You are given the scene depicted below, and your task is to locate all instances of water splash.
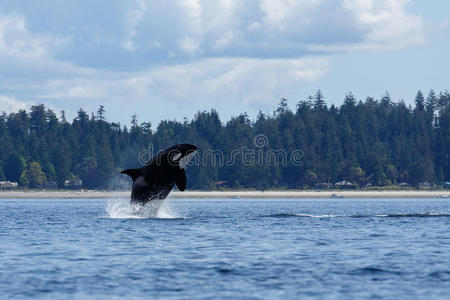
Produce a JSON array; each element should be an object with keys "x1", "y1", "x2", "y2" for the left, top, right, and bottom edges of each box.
[{"x1": 105, "y1": 198, "x2": 181, "y2": 219}]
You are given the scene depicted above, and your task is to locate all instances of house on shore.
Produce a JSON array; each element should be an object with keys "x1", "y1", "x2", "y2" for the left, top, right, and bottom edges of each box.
[
  {"x1": 334, "y1": 180, "x2": 355, "y2": 189},
  {"x1": 64, "y1": 179, "x2": 83, "y2": 189},
  {"x1": 0, "y1": 181, "x2": 18, "y2": 190}
]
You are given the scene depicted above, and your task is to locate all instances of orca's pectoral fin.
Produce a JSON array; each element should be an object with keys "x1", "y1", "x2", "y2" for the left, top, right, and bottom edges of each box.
[
  {"x1": 121, "y1": 168, "x2": 140, "y2": 181},
  {"x1": 175, "y1": 168, "x2": 186, "y2": 191}
]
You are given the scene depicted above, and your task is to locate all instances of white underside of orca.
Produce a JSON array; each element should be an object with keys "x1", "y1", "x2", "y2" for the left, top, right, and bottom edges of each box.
[{"x1": 179, "y1": 151, "x2": 196, "y2": 169}]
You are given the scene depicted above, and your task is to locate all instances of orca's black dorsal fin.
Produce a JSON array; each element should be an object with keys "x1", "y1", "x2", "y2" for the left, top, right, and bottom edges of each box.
[
  {"x1": 175, "y1": 168, "x2": 186, "y2": 191},
  {"x1": 121, "y1": 168, "x2": 141, "y2": 182}
]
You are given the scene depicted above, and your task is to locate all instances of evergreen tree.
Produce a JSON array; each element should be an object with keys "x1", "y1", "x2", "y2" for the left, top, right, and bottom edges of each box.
[
  {"x1": 97, "y1": 105, "x2": 106, "y2": 121},
  {"x1": 276, "y1": 98, "x2": 289, "y2": 115},
  {"x1": 314, "y1": 90, "x2": 326, "y2": 110},
  {"x1": 60, "y1": 110, "x2": 67, "y2": 123},
  {"x1": 30, "y1": 104, "x2": 47, "y2": 136},
  {"x1": 131, "y1": 114, "x2": 138, "y2": 128},
  {"x1": 426, "y1": 89, "x2": 438, "y2": 121},
  {"x1": 415, "y1": 90, "x2": 425, "y2": 111},
  {"x1": 53, "y1": 139, "x2": 72, "y2": 188},
  {"x1": 4, "y1": 153, "x2": 27, "y2": 182}
]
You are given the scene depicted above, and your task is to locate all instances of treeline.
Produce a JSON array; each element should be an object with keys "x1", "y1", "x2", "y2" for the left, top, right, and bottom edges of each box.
[{"x1": 0, "y1": 90, "x2": 449, "y2": 190}]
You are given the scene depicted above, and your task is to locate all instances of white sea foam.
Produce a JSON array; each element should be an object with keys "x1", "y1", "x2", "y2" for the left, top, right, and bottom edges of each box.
[
  {"x1": 105, "y1": 198, "x2": 180, "y2": 219},
  {"x1": 284, "y1": 212, "x2": 450, "y2": 218}
]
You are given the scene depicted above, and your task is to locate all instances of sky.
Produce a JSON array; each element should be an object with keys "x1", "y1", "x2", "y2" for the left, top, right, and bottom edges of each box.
[{"x1": 0, "y1": 0, "x2": 449, "y2": 126}]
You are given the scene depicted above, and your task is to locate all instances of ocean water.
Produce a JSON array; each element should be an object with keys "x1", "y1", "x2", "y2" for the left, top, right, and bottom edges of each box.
[{"x1": 1, "y1": 197, "x2": 450, "y2": 299}]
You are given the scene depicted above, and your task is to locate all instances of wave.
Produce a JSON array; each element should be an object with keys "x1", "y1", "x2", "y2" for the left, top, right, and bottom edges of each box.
[
  {"x1": 349, "y1": 266, "x2": 403, "y2": 276},
  {"x1": 263, "y1": 212, "x2": 450, "y2": 218},
  {"x1": 105, "y1": 198, "x2": 181, "y2": 219},
  {"x1": 265, "y1": 213, "x2": 343, "y2": 218},
  {"x1": 371, "y1": 212, "x2": 450, "y2": 218}
]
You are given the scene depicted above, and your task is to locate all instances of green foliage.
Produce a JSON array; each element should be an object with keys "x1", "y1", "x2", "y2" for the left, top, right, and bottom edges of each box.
[
  {"x1": 0, "y1": 93, "x2": 448, "y2": 190},
  {"x1": 415, "y1": 90, "x2": 425, "y2": 111},
  {"x1": 53, "y1": 139, "x2": 72, "y2": 188},
  {"x1": 4, "y1": 153, "x2": 27, "y2": 182},
  {"x1": 21, "y1": 162, "x2": 47, "y2": 188},
  {"x1": 314, "y1": 90, "x2": 326, "y2": 110},
  {"x1": 43, "y1": 161, "x2": 56, "y2": 181},
  {"x1": 19, "y1": 172, "x2": 29, "y2": 187},
  {"x1": 97, "y1": 105, "x2": 106, "y2": 121},
  {"x1": 30, "y1": 104, "x2": 47, "y2": 136},
  {"x1": 75, "y1": 157, "x2": 98, "y2": 189}
]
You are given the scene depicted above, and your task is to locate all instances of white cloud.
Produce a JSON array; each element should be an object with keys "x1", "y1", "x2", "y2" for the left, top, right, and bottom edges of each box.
[
  {"x1": 212, "y1": 31, "x2": 233, "y2": 50},
  {"x1": 32, "y1": 56, "x2": 327, "y2": 102},
  {"x1": 40, "y1": 81, "x2": 104, "y2": 100},
  {"x1": 1, "y1": 1, "x2": 426, "y2": 68},
  {"x1": 162, "y1": 0, "x2": 425, "y2": 59},
  {"x1": 0, "y1": 95, "x2": 30, "y2": 112},
  {"x1": 258, "y1": 0, "x2": 319, "y2": 30},
  {"x1": 178, "y1": 37, "x2": 201, "y2": 55},
  {"x1": 121, "y1": 40, "x2": 138, "y2": 52},
  {"x1": 342, "y1": 0, "x2": 425, "y2": 50},
  {"x1": 122, "y1": 0, "x2": 149, "y2": 52},
  {"x1": 0, "y1": 12, "x2": 67, "y2": 60},
  {"x1": 0, "y1": 13, "x2": 47, "y2": 59},
  {"x1": 180, "y1": 0, "x2": 202, "y2": 24}
]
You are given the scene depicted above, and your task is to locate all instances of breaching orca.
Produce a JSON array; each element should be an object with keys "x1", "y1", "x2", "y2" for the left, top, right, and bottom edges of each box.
[{"x1": 121, "y1": 144, "x2": 197, "y2": 206}]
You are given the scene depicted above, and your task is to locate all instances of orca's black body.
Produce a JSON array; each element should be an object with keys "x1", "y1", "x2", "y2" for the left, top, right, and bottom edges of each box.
[{"x1": 121, "y1": 144, "x2": 197, "y2": 205}]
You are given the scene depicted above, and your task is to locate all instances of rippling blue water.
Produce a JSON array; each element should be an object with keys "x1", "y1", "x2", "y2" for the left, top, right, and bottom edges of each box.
[{"x1": 1, "y1": 197, "x2": 450, "y2": 299}]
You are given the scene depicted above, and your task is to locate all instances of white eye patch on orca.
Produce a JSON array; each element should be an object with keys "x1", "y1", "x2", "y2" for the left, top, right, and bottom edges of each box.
[
  {"x1": 173, "y1": 152, "x2": 182, "y2": 160},
  {"x1": 179, "y1": 151, "x2": 196, "y2": 169}
]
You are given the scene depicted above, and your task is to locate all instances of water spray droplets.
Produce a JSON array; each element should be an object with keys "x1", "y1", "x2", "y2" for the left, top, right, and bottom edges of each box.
[{"x1": 105, "y1": 198, "x2": 181, "y2": 219}]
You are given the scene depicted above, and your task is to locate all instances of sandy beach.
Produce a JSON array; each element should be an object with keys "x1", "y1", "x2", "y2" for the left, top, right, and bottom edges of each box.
[{"x1": 0, "y1": 190, "x2": 448, "y2": 199}]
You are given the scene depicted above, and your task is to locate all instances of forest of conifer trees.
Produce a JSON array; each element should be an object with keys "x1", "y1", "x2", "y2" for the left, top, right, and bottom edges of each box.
[{"x1": 0, "y1": 90, "x2": 449, "y2": 190}]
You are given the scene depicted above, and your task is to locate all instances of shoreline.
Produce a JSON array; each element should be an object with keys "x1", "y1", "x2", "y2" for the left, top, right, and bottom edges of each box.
[{"x1": 0, "y1": 190, "x2": 448, "y2": 199}]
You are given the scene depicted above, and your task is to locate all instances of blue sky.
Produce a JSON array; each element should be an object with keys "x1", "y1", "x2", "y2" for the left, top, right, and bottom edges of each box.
[{"x1": 0, "y1": 0, "x2": 449, "y2": 126}]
